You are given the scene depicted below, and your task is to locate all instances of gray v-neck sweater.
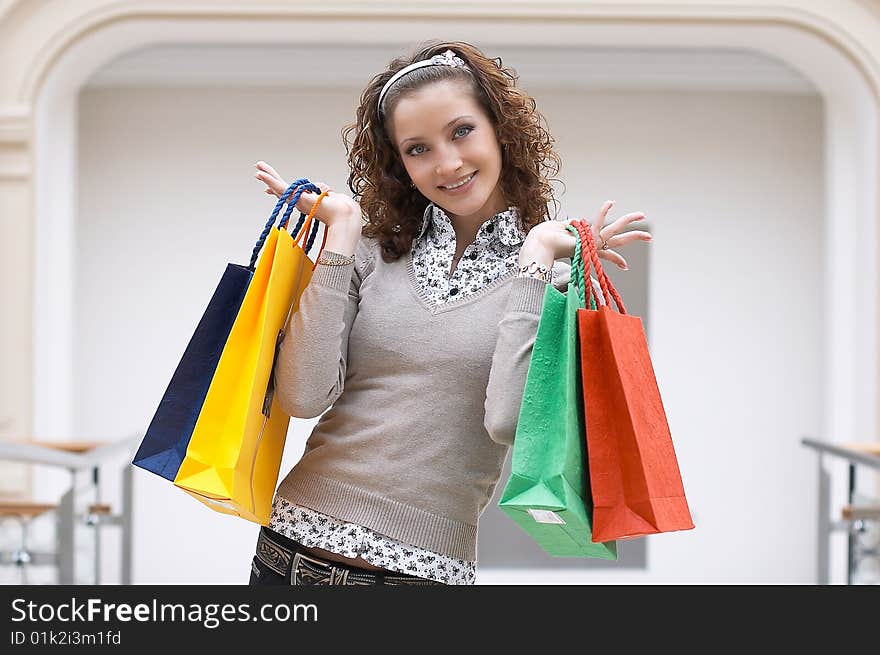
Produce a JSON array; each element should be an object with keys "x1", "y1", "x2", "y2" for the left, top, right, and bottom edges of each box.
[{"x1": 274, "y1": 235, "x2": 565, "y2": 560}]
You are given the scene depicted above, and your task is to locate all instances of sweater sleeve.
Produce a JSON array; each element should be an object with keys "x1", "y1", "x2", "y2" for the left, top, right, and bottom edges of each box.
[
  {"x1": 484, "y1": 261, "x2": 587, "y2": 446},
  {"x1": 273, "y1": 237, "x2": 374, "y2": 419},
  {"x1": 483, "y1": 262, "x2": 601, "y2": 446},
  {"x1": 483, "y1": 273, "x2": 551, "y2": 447}
]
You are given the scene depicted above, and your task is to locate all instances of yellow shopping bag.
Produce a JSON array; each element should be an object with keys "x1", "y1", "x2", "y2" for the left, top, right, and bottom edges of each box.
[{"x1": 173, "y1": 190, "x2": 328, "y2": 524}]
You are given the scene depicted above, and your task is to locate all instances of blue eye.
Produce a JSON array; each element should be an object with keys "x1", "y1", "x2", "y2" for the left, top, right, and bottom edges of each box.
[{"x1": 405, "y1": 125, "x2": 474, "y2": 156}]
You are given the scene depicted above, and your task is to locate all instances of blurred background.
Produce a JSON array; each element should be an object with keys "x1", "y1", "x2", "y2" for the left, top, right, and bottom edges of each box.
[{"x1": 1, "y1": 0, "x2": 879, "y2": 585}]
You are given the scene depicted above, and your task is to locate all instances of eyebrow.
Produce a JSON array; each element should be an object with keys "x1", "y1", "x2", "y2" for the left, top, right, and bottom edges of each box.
[{"x1": 398, "y1": 115, "x2": 475, "y2": 147}]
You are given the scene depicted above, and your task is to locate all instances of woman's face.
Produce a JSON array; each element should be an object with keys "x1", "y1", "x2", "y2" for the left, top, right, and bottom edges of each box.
[{"x1": 389, "y1": 80, "x2": 507, "y2": 227}]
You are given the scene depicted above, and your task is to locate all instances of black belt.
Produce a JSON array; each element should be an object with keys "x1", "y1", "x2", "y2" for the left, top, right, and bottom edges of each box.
[{"x1": 255, "y1": 527, "x2": 444, "y2": 586}]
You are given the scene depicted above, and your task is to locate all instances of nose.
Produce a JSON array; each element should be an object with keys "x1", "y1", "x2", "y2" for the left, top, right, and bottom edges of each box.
[{"x1": 434, "y1": 145, "x2": 463, "y2": 180}]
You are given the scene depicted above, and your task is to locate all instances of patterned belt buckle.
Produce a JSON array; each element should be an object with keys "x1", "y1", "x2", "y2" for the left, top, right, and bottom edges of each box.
[
  {"x1": 256, "y1": 534, "x2": 292, "y2": 577},
  {"x1": 291, "y1": 551, "x2": 350, "y2": 585}
]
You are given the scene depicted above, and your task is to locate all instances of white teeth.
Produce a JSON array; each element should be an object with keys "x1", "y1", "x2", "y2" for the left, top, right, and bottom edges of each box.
[{"x1": 442, "y1": 173, "x2": 475, "y2": 189}]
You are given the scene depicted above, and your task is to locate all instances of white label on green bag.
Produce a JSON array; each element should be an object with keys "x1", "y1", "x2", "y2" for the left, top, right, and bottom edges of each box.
[{"x1": 528, "y1": 509, "x2": 565, "y2": 524}]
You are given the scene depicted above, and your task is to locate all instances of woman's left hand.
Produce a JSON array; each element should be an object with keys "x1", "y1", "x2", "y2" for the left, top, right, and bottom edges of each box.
[{"x1": 519, "y1": 200, "x2": 652, "y2": 270}]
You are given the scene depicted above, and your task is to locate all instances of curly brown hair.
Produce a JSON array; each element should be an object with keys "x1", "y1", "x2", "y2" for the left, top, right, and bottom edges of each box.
[{"x1": 341, "y1": 40, "x2": 563, "y2": 262}]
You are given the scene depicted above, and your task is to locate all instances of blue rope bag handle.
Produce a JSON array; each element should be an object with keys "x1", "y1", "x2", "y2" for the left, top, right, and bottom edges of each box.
[
  {"x1": 280, "y1": 183, "x2": 323, "y2": 255},
  {"x1": 305, "y1": 219, "x2": 320, "y2": 254},
  {"x1": 281, "y1": 187, "x2": 323, "y2": 256},
  {"x1": 248, "y1": 179, "x2": 320, "y2": 270}
]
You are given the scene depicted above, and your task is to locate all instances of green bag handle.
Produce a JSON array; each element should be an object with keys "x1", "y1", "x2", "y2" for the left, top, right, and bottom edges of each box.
[{"x1": 566, "y1": 223, "x2": 596, "y2": 310}]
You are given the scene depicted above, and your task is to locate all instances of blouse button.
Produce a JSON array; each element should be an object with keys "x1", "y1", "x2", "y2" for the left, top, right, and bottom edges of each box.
[
  {"x1": 449, "y1": 288, "x2": 459, "y2": 296},
  {"x1": 468, "y1": 252, "x2": 478, "y2": 260},
  {"x1": 486, "y1": 224, "x2": 495, "y2": 233}
]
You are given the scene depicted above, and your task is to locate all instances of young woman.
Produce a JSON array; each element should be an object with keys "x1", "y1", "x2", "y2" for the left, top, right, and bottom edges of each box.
[{"x1": 248, "y1": 41, "x2": 651, "y2": 586}]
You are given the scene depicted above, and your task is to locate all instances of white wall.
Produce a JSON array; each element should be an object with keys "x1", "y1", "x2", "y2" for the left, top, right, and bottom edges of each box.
[{"x1": 68, "y1": 84, "x2": 822, "y2": 584}]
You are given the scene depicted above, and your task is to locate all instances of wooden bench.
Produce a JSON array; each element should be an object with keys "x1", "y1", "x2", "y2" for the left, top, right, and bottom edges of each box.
[
  {"x1": 841, "y1": 504, "x2": 880, "y2": 521},
  {"x1": 0, "y1": 502, "x2": 56, "y2": 520}
]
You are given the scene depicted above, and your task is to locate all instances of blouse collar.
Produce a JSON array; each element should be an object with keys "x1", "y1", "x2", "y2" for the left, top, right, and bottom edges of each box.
[{"x1": 416, "y1": 203, "x2": 525, "y2": 247}]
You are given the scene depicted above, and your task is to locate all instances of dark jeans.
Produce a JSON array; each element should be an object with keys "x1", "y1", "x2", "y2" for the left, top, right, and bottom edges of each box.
[{"x1": 248, "y1": 526, "x2": 444, "y2": 586}]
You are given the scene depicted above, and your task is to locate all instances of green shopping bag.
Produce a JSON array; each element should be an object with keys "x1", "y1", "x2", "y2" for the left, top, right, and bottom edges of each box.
[{"x1": 498, "y1": 227, "x2": 617, "y2": 559}]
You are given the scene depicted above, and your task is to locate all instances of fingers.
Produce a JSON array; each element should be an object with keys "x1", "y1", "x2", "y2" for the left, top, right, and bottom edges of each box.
[
  {"x1": 603, "y1": 230, "x2": 652, "y2": 249},
  {"x1": 596, "y1": 207, "x2": 652, "y2": 270},
  {"x1": 255, "y1": 160, "x2": 283, "y2": 180},
  {"x1": 597, "y1": 225, "x2": 648, "y2": 271},
  {"x1": 254, "y1": 176, "x2": 285, "y2": 197},
  {"x1": 603, "y1": 211, "x2": 648, "y2": 237},
  {"x1": 252, "y1": 162, "x2": 334, "y2": 208},
  {"x1": 253, "y1": 161, "x2": 289, "y2": 198},
  {"x1": 593, "y1": 200, "x2": 614, "y2": 233},
  {"x1": 598, "y1": 249, "x2": 628, "y2": 271}
]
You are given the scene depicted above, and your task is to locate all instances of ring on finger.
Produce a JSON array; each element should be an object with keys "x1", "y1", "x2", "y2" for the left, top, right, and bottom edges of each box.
[{"x1": 599, "y1": 232, "x2": 611, "y2": 250}]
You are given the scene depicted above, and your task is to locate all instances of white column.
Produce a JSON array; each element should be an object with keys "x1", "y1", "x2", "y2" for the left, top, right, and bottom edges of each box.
[{"x1": 0, "y1": 111, "x2": 33, "y2": 497}]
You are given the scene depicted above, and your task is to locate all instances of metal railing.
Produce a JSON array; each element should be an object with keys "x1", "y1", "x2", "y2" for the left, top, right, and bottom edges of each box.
[
  {"x1": 801, "y1": 437, "x2": 880, "y2": 585},
  {"x1": 0, "y1": 436, "x2": 140, "y2": 584}
]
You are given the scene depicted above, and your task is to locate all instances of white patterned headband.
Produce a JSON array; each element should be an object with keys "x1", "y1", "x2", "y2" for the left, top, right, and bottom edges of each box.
[{"x1": 377, "y1": 49, "x2": 471, "y2": 116}]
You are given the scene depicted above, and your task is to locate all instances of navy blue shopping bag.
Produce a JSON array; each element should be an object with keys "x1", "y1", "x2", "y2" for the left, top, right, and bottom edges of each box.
[{"x1": 132, "y1": 180, "x2": 321, "y2": 480}]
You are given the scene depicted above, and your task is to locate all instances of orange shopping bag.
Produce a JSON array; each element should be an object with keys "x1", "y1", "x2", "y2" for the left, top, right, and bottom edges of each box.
[{"x1": 571, "y1": 218, "x2": 694, "y2": 542}]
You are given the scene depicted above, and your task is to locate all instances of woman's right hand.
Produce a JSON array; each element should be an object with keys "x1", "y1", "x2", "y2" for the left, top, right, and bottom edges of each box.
[{"x1": 254, "y1": 161, "x2": 362, "y2": 230}]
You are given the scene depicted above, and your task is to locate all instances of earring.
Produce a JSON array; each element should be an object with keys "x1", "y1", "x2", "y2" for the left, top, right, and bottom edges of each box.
[{"x1": 392, "y1": 224, "x2": 402, "y2": 233}]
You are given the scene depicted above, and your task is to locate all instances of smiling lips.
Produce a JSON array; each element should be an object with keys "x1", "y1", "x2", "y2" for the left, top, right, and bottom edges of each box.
[{"x1": 439, "y1": 172, "x2": 476, "y2": 190}]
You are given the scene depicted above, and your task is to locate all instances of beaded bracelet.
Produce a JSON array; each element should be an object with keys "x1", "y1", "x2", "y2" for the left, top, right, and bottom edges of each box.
[
  {"x1": 517, "y1": 261, "x2": 553, "y2": 284},
  {"x1": 317, "y1": 251, "x2": 355, "y2": 266}
]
